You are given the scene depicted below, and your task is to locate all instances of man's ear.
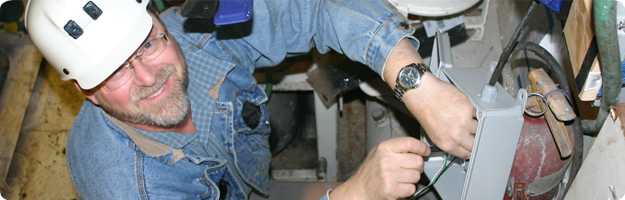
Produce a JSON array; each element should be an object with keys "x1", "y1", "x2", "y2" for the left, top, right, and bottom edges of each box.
[{"x1": 74, "y1": 82, "x2": 99, "y2": 105}]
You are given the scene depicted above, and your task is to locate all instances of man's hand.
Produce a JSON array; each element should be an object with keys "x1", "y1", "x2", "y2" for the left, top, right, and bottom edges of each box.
[
  {"x1": 330, "y1": 137, "x2": 431, "y2": 200},
  {"x1": 382, "y1": 38, "x2": 476, "y2": 160},
  {"x1": 403, "y1": 73, "x2": 477, "y2": 159}
]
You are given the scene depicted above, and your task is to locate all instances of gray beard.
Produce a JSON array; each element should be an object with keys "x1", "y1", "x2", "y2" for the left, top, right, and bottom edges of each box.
[{"x1": 101, "y1": 64, "x2": 191, "y2": 128}]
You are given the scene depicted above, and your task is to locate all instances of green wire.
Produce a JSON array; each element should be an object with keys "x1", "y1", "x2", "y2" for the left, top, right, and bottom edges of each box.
[{"x1": 410, "y1": 154, "x2": 455, "y2": 199}]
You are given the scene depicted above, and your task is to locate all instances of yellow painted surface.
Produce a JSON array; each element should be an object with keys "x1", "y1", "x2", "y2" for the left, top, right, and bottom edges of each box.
[{"x1": 6, "y1": 64, "x2": 82, "y2": 199}]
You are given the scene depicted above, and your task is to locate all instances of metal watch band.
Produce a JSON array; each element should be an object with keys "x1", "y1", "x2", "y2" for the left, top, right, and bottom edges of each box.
[
  {"x1": 393, "y1": 86, "x2": 407, "y2": 99},
  {"x1": 393, "y1": 63, "x2": 429, "y2": 99}
]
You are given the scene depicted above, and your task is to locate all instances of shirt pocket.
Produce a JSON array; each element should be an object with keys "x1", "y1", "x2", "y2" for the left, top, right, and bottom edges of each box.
[{"x1": 141, "y1": 153, "x2": 220, "y2": 200}]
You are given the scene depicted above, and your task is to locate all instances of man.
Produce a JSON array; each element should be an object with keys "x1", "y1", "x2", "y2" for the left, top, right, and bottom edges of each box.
[{"x1": 25, "y1": 0, "x2": 476, "y2": 199}]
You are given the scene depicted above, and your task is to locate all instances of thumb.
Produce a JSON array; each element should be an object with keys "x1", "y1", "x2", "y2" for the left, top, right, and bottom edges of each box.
[{"x1": 386, "y1": 137, "x2": 431, "y2": 156}]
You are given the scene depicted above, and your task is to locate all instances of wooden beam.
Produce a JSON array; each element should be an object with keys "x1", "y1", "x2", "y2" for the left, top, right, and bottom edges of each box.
[
  {"x1": 563, "y1": 0, "x2": 604, "y2": 104},
  {"x1": 528, "y1": 68, "x2": 574, "y2": 158},
  {"x1": 563, "y1": 0, "x2": 594, "y2": 78},
  {"x1": 528, "y1": 68, "x2": 577, "y2": 121},
  {"x1": 0, "y1": 32, "x2": 42, "y2": 190}
]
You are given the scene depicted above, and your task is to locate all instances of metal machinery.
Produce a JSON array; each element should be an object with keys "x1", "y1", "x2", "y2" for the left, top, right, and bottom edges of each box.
[
  {"x1": 371, "y1": 1, "x2": 588, "y2": 199},
  {"x1": 258, "y1": 0, "x2": 583, "y2": 199},
  {"x1": 368, "y1": 1, "x2": 527, "y2": 199},
  {"x1": 366, "y1": 27, "x2": 527, "y2": 200},
  {"x1": 366, "y1": 1, "x2": 583, "y2": 199},
  {"x1": 265, "y1": 2, "x2": 528, "y2": 198},
  {"x1": 423, "y1": 32, "x2": 526, "y2": 200}
]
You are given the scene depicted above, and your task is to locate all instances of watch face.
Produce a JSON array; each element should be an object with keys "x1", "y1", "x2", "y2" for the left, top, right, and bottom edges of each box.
[{"x1": 398, "y1": 66, "x2": 420, "y2": 88}]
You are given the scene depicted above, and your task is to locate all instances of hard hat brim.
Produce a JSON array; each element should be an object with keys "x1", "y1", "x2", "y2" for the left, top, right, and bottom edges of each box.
[{"x1": 76, "y1": 13, "x2": 153, "y2": 90}]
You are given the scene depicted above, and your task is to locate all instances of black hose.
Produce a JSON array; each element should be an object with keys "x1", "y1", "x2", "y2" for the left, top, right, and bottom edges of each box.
[
  {"x1": 489, "y1": 1, "x2": 538, "y2": 86},
  {"x1": 512, "y1": 42, "x2": 571, "y2": 94},
  {"x1": 512, "y1": 42, "x2": 584, "y2": 200}
]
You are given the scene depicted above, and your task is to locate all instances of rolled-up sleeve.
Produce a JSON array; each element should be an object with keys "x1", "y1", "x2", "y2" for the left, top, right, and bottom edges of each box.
[{"x1": 235, "y1": 0, "x2": 419, "y2": 77}]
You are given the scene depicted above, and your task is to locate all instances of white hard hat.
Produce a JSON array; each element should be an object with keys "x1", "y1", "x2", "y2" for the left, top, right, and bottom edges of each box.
[{"x1": 25, "y1": 0, "x2": 153, "y2": 89}]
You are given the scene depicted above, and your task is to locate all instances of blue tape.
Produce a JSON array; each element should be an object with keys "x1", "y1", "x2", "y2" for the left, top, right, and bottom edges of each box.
[{"x1": 538, "y1": 0, "x2": 562, "y2": 12}]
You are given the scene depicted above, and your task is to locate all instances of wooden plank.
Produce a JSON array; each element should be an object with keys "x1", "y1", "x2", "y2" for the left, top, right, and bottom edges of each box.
[
  {"x1": 528, "y1": 68, "x2": 574, "y2": 158},
  {"x1": 563, "y1": 0, "x2": 602, "y2": 121},
  {"x1": 563, "y1": 0, "x2": 594, "y2": 77},
  {"x1": 542, "y1": 102, "x2": 574, "y2": 158},
  {"x1": 563, "y1": 0, "x2": 603, "y2": 103},
  {"x1": 528, "y1": 68, "x2": 577, "y2": 121},
  {"x1": 0, "y1": 32, "x2": 42, "y2": 189}
]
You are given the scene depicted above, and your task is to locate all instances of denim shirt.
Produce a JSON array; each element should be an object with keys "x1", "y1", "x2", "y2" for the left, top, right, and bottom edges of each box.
[{"x1": 67, "y1": 0, "x2": 418, "y2": 199}]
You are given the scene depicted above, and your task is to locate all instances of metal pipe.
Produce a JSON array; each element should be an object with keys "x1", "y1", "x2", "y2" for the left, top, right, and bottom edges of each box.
[{"x1": 582, "y1": 0, "x2": 622, "y2": 133}]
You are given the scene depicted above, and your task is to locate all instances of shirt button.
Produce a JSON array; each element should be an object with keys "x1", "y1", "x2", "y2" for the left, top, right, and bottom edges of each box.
[{"x1": 400, "y1": 22, "x2": 410, "y2": 29}]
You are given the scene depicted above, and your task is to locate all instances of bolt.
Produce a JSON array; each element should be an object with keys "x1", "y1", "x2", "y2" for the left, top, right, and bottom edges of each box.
[
  {"x1": 618, "y1": 20, "x2": 625, "y2": 31},
  {"x1": 341, "y1": 77, "x2": 352, "y2": 88},
  {"x1": 371, "y1": 108, "x2": 386, "y2": 122}
]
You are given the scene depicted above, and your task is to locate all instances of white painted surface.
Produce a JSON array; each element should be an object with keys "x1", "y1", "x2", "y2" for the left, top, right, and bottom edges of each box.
[
  {"x1": 250, "y1": 182, "x2": 337, "y2": 200},
  {"x1": 387, "y1": 0, "x2": 480, "y2": 17},
  {"x1": 565, "y1": 117, "x2": 625, "y2": 200}
]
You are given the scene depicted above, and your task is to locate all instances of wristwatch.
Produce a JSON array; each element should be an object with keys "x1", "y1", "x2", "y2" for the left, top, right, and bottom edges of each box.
[{"x1": 393, "y1": 63, "x2": 429, "y2": 99}]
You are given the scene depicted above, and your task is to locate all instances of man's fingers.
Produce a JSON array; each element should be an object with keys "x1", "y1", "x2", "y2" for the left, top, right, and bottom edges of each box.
[
  {"x1": 395, "y1": 168, "x2": 422, "y2": 183},
  {"x1": 469, "y1": 119, "x2": 478, "y2": 135},
  {"x1": 386, "y1": 137, "x2": 431, "y2": 156},
  {"x1": 459, "y1": 132, "x2": 474, "y2": 158},
  {"x1": 457, "y1": 118, "x2": 477, "y2": 158},
  {"x1": 449, "y1": 146, "x2": 471, "y2": 160},
  {"x1": 395, "y1": 183, "x2": 417, "y2": 198},
  {"x1": 397, "y1": 154, "x2": 424, "y2": 171},
  {"x1": 471, "y1": 107, "x2": 478, "y2": 118},
  {"x1": 459, "y1": 129, "x2": 474, "y2": 149}
]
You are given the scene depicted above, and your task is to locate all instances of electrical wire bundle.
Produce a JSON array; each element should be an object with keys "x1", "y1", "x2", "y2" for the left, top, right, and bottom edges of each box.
[{"x1": 410, "y1": 154, "x2": 455, "y2": 199}]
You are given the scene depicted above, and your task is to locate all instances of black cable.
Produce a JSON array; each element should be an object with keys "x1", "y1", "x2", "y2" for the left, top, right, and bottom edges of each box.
[
  {"x1": 489, "y1": 1, "x2": 538, "y2": 86},
  {"x1": 511, "y1": 42, "x2": 584, "y2": 200},
  {"x1": 520, "y1": 48, "x2": 531, "y2": 89},
  {"x1": 512, "y1": 42, "x2": 571, "y2": 94}
]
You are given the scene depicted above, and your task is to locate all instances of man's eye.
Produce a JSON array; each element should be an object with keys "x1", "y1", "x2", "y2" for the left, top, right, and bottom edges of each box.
[{"x1": 143, "y1": 41, "x2": 153, "y2": 49}]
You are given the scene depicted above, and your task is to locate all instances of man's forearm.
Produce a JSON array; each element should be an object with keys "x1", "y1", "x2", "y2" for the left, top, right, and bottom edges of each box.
[
  {"x1": 382, "y1": 38, "x2": 437, "y2": 115},
  {"x1": 382, "y1": 38, "x2": 424, "y2": 87},
  {"x1": 383, "y1": 38, "x2": 477, "y2": 159}
]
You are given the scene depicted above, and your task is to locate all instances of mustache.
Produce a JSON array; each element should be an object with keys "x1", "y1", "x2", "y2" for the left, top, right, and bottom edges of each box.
[{"x1": 131, "y1": 65, "x2": 175, "y2": 102}]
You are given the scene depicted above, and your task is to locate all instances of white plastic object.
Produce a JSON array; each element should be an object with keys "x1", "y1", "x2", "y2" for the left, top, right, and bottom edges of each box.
[
  {"x1": 480, "y1": 84, "x2": 497, "y2": 103},
  {"x1": 387, "y1": 0, "x2": 481, "y2": 17},
  {"x1": 25, "y1": 0, "x2": 152, "y2": 89},
  {"x1": 359, "y1": 82, "x2": 382, "y2": 97}
]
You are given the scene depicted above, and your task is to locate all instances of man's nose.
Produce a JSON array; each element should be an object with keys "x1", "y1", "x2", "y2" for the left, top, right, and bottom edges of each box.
[{"x1": 129, "y1": 59, "x2": 157, "y2": 86}]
